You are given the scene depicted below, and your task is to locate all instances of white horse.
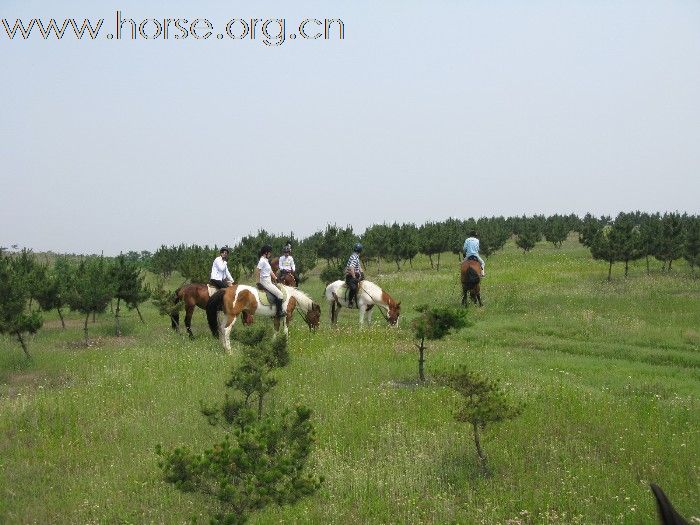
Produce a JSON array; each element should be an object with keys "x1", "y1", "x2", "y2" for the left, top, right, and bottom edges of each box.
[
  {"x1": 325, "y1": 279, "x2": 401, "y2": 326},
  {"x1": 206, "y1": 284, "x2": 321, "y2": 353}
]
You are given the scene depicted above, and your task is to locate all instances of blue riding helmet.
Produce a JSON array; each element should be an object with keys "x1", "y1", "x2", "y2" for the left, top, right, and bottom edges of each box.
[{"x1": 354, "y1": 243, "x2": 363, "y2": 253}]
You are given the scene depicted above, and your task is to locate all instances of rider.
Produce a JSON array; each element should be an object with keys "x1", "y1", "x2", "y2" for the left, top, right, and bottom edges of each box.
[
  {"x1": 277, "y1": 242, "x2": 296, "y2": 283},
  {"x1": 345, "y1": 243, "x2": 364, "y2": 308},
  {"x1": 463, "y1": 230, "x2": 485, "y2": 277},
  {"x1": 210, "y1": 246, "x2": 235, "y2": 289},
  {"x1": 256, "y1": 244, "x2": 285, "y2": 318}
]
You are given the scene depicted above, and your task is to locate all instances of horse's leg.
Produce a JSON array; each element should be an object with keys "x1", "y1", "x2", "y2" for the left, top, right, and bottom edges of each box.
[
  {"x1": 366, "y1": 304, "x2": 373, "y2": 326},
  {"x1": 330, "y1": 299, "x2": 338, "y2": 325},
  {"x1": 477, "y1": 286, "x2": 483, "y2": 307},
  {"x1": 185, "y1": 304, "x2": 195, "y2": 339},
  {"x1": 358, "y1": 303, "x2": 366, "y2": 327},
  {"x1": 218, "y1": 312, "x2": 228, "y2": 349},
  {"x1": 223, "y1": 313, "x2": 237, "y2": 354}
]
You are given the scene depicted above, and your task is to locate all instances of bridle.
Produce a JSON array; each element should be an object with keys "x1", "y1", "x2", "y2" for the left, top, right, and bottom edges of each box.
[{"x1": 359, "y1": 286, "x2": 393, "y2": 324}]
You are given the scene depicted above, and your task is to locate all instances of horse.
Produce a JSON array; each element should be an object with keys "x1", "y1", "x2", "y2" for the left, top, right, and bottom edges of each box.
[
  {"x1": 460, "y1": 258, "x2": 483, "y2": 307},
  {"x1": 172, "y1": 283, "x2": 252, "y2": 338},
  {"x1": 325, "y1": 279, "x2": 401, "y2": 327},
  {"x1": 650, "y1": 484, "x2": 689, "y2": 525},
  {"x1": 270, "y1": 257, "x2": 297, "y2": 286},
  {"x1": 206, "y1": 283, "x2": 321, "y2": 353}
]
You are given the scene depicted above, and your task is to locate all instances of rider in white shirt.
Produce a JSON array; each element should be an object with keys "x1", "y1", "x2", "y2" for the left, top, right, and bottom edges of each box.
[
  {"x1": 256, "y1": 245, "x2": 285, "y2": 318},
  {"x1": 210, "y1": 247, "x2": 234, "y2": 289},
  {"x1": 277, "y1": 244, "x2": 296, "y2": 283}
]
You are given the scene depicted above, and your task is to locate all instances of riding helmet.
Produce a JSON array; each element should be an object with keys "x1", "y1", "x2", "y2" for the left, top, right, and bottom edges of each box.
[
  {"x1": 354, "y1": 243, "x2": 363, "y2": 253},
  {"x1": 260, "y1": 244, "x2": 273, "y2": 256},
  {"x1": 220, "y1": 246, "x2": 230, "y2": 254}
]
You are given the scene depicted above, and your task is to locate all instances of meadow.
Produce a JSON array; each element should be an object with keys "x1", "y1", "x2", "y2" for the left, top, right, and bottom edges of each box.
[{"x1": 1, "y1": 236, "x2": 698, "y2": 524}]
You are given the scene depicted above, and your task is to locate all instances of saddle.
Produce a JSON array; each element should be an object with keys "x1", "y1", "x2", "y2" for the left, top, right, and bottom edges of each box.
[
  {"x1": 336, "y1": 281, "x2": 362, "y2": 308},
  {"x1": 255, "y1": 283, "x2": 286, "y2": 306}
]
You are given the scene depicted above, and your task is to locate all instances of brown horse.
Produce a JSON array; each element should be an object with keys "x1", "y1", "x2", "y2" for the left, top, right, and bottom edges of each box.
[
  {"x1": 173, "y1": 283, "x2": 252, "y2": 338},
  {"x1": 270, "y1": 257, "x2": 297, "y2": 286},
  {"x1": 460, "y1": 258, "x2": 483, "y2": 307}
]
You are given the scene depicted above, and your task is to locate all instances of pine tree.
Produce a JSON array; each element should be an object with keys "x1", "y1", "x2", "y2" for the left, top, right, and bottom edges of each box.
[
  {"x1": 157, "y1": 327, "x2": 321, "y2": 524},
  {"x1": 0, "y1": 251, "x2": 43, "y2": 358},
  {"x1": 590, "y1": 223, "x2": 617, "y2": 280},
  {"x1": 34, "y1": 260, "x2": 69, "y2": 329},
  {"x1": 656, "y1": 212, "x2": 685, "y2": 271},
  {"x1": 684, "y1": 216, "x2": 700, "y2": 274},
  {"x1": 515, "y1": 218, "x2": 541, "y2": 253},
  {"x1": 638, "y1": 213, "x2": 661, "y2": 274},
  {"x1": 110, "y1": 254, "x2": 150, "y2": 336},
  {"x1": 412, "y1": 305, "x2": 469, "y2": 382},
  {"x1": 610, "y1": 212, "x2": 642, "y2": 277},
  {"x1": 543, "y1": 214, "x2": 570, "y2": 248},
  {"x1": 438, "y1": 366, "x2": 522, "y2": 474},
  {"x1": 66, "y1": 257, "x2": 115, "y2": 345}
]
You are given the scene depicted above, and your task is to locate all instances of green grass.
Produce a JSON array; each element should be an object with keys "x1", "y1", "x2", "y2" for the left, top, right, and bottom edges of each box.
[{"x1": 1, "y1": 236, "x2": 698, "y2": 524}]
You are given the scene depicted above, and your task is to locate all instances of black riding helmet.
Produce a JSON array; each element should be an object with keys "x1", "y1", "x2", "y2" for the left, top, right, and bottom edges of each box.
[
  {"x1": 220, "y1": 246, "x2": 230, "y2": 254},
  {"x1": 354, "y1": 243, "x2": 363, "y2": 253},
  {"x1": 259, "y1": 244, "x2": 273, "y2": 257}
]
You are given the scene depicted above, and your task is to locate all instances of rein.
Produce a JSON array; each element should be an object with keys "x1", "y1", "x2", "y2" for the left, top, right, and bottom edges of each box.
[
  {"x1": 359, "y1": 286, "x2": 391, "y2": 322},
  {"x1": 290, "y1": 293, "x2": 315, "y2": 330}
]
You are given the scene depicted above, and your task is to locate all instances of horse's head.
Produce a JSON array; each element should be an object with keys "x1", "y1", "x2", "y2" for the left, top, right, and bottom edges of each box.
[
  {"x1": 306, "y1": 303, "x2": 321, "y2": 331},
  {"x1": 388, "y1": 301, "x2": 401, "y2": 326}
]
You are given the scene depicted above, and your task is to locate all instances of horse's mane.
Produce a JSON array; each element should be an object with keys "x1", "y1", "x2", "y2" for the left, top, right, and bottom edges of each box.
[
  {"x1": 359, "y1": 280, "x2": 394, "y2": 305},
  {"x1": 281, "y1": 285, "x2": 315, "y2": 310}
]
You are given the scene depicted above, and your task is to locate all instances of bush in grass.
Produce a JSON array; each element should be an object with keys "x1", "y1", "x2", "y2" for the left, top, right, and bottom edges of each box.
[
  {"x1": 438, "y1": 366, "x2": 523, "y2": 474},
  {"x1": 412, "y1": 305, "x2": 469, "y2": 382},
  {"x1": 158, "y1": 327, "x2": 320, "y2": 525},
  {"x1": 150, "y1": 280, "x2": 182, "y2": 330}
]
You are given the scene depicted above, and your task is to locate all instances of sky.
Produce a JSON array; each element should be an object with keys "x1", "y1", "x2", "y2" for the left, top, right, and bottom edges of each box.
[{"x1": 1, "y1": 0, "x2": 699, "y2": 254}]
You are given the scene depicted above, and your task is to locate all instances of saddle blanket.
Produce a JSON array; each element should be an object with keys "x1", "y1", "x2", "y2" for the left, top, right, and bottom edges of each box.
[
  {"x1": 207, "y1": 284, "x2": 218, "y2": 297},
  {"x1": 257, "y1": 284, "x2": 287, "y2": 306}
]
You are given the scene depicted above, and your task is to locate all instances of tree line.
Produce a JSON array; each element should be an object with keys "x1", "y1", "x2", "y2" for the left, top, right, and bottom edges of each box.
[
  {"x1": 0, "y1": 249, "x2": 150, "y2": 356},
  {"x1": 3, "y1": 212, "x2": 698, "y2": 355}
]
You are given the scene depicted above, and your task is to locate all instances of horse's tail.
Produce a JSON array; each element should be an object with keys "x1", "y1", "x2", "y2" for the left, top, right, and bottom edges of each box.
[
  {"x1": 466, "y1": 267, "x2": 480, "y2": 290},
  {"x1": 206, "y1": 289, "x2": 226, "y2": 337},
  {"x1": 170, "y1": 287, "x2": 183, "y2": 329}
]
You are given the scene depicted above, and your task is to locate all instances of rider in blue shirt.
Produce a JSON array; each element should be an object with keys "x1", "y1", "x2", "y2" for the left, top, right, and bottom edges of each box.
[{"x1": 463, "y1": 230, "x2": 485, "y2": 276}]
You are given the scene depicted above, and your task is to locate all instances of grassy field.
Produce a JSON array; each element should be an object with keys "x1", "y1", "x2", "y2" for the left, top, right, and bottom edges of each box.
[{"x1": 1, "y1": 236, "x2": 698, "y2": 524}]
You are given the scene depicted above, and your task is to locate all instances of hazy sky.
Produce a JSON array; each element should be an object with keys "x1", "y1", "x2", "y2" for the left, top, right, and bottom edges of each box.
[{"x1": 2, "y1": 0, "x2": 699, "y2": 254}]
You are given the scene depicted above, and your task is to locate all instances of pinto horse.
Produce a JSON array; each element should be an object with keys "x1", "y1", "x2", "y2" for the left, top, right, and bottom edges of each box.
[
  {"x1": 325, "y1": 279, "x2": 401, "y2": 326},
  {"x1": 206, "y1": 284, "x2": 321, "y2": 353},
  {"x1": 460, "y1": 258, "x2": 483, "y2": 306},
  {"x1": 172, "y1": 283, "x2": 252, "y2": 338}
]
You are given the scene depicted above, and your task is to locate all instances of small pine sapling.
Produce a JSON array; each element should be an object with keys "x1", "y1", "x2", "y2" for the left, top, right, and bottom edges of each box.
[
  {"x1": 438, "y1": 366, "x2": 522, "y2": 474},
  {"x1": 412, "y1": 305, "x2": 469, "y2": 382}
]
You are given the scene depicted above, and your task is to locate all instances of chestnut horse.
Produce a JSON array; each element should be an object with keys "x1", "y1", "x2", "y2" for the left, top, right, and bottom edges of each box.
[
  {"x1": 325, "y1": 279, "x2": 401, "y2": 326},
  {"x1": 460, "y1": 258, "x2": 482, "y2": 306},
  {"x1": 173, "y1": 283, "x2": 251, "y2": 338},
  {"x1": 270, "y1": 257, "x2": 297, "y2": 286},
  {"x1": 206, "y1": 284, "x2": 321, "y2": 353}
]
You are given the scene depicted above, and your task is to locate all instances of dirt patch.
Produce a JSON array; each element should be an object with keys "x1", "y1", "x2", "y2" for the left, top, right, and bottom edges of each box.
[
  {"x1": 64, "y1": 335, "x2": 138, "y2": 350},
  {"x1": 43, "y1": 319, "x2": 88, "y2": 329},
  {"x1": 1, "y1": 371, "x2": 72, "y2": 399},
  {"x1": 382, "y1": 379, "x2": 436, "y2": 389}
]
